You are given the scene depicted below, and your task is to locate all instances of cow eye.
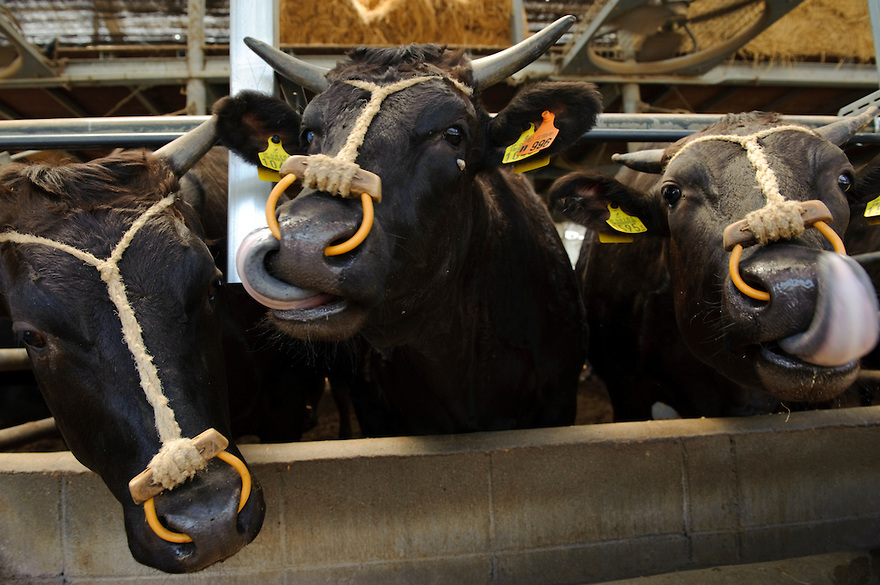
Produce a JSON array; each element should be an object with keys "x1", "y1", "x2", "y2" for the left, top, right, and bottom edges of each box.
[
  {"x1": 661, "y1": 183, "x2": 682, "y2": 207},
  {"x1": 443, "y1": 126, "x2": 463, "y2": 146},
  {"x1": 14, "y1": 325, "x2": 47, "y2": 350},
  {"x1": 838, "y1": 172, "x2": 853, "y2": 192}
]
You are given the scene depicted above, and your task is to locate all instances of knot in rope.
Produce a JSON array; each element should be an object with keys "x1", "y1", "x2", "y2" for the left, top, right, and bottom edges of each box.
[
  {"x1": 148, "y1": 437, "x2": 210, "y2": 490},
  {"x1": 302, "y1": 153, "x2": 360, "y2": 198},
  {"x1": 745, "y1": 199, "x2": 806, "y2": 245},
  {"x1": 97, "y1": 260, "x2": 120, "y2": 284}
]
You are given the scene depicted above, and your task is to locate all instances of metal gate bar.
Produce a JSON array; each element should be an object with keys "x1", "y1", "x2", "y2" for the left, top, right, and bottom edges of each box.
[{"x1": 2, "y1": 113, "x2": 878, "y2": 150}]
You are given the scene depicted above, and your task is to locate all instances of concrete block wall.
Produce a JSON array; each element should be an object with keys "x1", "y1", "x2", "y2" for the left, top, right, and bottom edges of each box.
[{"x1": 1, "y1": 405, "x2": 880, "y2": 584}]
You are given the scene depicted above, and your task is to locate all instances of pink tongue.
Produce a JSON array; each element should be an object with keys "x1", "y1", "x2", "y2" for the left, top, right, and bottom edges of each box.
[
  {"x1": 236, "y1": 229, "x2": 319, "y2": 310},
  {"x1": 277, "y1": 293, "x2": 338, "y2": 312},
  {"x1": 779, "y1": 253, "x2": 880, "y2": 367}
]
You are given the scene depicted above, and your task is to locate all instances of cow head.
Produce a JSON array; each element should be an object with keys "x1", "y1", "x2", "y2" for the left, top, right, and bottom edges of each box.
[
  {"x1": 552, "y1": 110, "x2": 880, "y2": 404},
  {"x1": 216, "y1": 16, "x2": 603, "y2": 343},
  {"x1": 0, "y1": 120, "x2": 265, "y2": 573}
]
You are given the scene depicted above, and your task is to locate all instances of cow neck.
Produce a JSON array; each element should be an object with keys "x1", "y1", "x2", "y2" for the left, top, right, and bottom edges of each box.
[
  {"x1": 0, "y1": 195, "x2": 214, "y2": 490},
  {"x1": 300, "y1": 73, "x2": 472, "y2": 199},
  {"x1": 668, "y1": 125, "x2": 819, "y2": 245}
]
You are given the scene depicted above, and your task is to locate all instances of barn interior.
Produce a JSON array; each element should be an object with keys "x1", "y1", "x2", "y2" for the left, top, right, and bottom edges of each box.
[{"x1": 1, "y1": 2, "x2": 880, "y2": 582}]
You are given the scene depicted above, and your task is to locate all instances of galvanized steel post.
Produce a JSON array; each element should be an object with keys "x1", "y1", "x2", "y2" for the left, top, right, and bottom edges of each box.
[{"x1": 227, "y1": 0, "x2": 279, "y2": 283}]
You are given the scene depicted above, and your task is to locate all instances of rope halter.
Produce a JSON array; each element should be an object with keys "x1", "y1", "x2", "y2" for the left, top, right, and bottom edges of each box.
[
  {"x1": 668, "y1": 125, "x2": 847, "y2": 301},
  {"x1": 0, "y1": 195, "x2": 250, "y2": 543},
  {"x1": 266, "y1": 73, "x2": 472, "y2": 255}
]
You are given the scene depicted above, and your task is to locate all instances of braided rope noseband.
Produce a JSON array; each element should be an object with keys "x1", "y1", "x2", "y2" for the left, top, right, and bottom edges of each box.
[
  {"x1": 668, "y1": 125, "x2": 846, "y2": 301},
  {"x1": 669, "y1": 125, "x2": 822, "y2": 245},
  {"x1": 266, "y1": 73, "x2": 472, "y2": 252},
  {"x1": 0, "y1": 195, "x2": 249, "y2": 542}
]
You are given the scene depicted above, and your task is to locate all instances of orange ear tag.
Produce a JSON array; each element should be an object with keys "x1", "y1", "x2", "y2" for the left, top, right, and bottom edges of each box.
[
  {"x1": 504, "y1": 111, "x2": 560, "y2": 165},
  {"x1": 257, "y1": 136, "x2": 291, "y2": 182}
]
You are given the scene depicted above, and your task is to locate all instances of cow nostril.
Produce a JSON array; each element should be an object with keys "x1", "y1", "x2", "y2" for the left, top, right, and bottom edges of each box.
[{"x1": 729, "y1": 244, "x2": 771, "y2": 302}]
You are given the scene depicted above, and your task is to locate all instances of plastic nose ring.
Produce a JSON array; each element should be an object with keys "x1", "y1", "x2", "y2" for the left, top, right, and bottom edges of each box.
[
  {"x1": 728, "y1": 220, "x2": 846, "y2": 302},
  {"x1": 142, "y1": 450, "x2": 252, "y2": 544},
  {"x1": 265, "y1": 175, "x2": 375, "y2": 255}
]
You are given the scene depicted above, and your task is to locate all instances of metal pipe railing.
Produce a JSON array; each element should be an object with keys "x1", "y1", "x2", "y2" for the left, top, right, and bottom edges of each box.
[
  {"x1": 1, "y1": 113, "x2": 878, "y2": 150},
  {"x1": 0, "y1": 348, "x2": 30, "y2": 372}
]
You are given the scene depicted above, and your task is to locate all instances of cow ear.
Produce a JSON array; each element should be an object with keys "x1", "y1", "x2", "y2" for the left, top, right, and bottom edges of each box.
[
  {"x1": 549, "y1": 171, "x2": 668, "y2": 239},
  {"x1": 489, "y1": 82, "x2": 602, "y2": 162},
  {"x1": 852, "y1": 154, "x2": 880, "y2": 204},
  {"x1": 213, "y1": 91, "x2": 303, "y2": 165}
]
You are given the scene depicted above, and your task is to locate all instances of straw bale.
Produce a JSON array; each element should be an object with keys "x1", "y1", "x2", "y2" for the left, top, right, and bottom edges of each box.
[
  {"x1": 738, "y1": 0, "x2": 874, "y2": 62},
  {"x1": 279, "y1": 0, "x2": 512, "y2": 47}
]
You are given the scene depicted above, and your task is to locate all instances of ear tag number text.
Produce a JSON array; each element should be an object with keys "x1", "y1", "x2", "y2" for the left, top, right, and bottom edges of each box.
[{"x1": 606, "y1": 203, "x2": 647, "y2": 234}]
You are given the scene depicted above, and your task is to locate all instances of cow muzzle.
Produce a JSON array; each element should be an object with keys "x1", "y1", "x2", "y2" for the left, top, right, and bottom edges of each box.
[
  {"x1": 727, "y1": 244, "x2": 879, "y2": 373},
  {"x1": 123, "y1": 447, "x2": 265, "y2": 573}
]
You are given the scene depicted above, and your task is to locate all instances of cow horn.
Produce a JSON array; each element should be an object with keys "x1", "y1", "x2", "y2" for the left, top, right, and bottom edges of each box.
[
  {"x1": 815, "y1": 105, "x2": 880, "y2": 146},
  {"x1": 611, "y1": 149, "x2": 665, "y2": 174},
  {"x1": 154, "y1": 116, "x2": 218, "y2": 178},
  {"x1": 471, "y1": 15, "x2": 575, "y2": 91},
  {"x1": 244, "y1": 37, "x2": 330, "y2": 94}
]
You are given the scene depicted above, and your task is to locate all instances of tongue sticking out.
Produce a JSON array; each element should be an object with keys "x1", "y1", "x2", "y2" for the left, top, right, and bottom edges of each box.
[
  {"x1": 779, "y1": 252, "x2": 880, "y2": 367},
  {"x1": 236, "y1": 228, "x2": 322, "y2": 310}
]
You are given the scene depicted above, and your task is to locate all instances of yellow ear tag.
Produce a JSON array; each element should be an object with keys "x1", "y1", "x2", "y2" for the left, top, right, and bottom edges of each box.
[
  {"x1": 514, "y1": 155, "x2": 550, "y2": 174},
  {"x1": 864, "y1": 194, "x2": 880, "y2": 219},
  {"x1": 258, "y1": 167, "x2": 282, "y2": 182},
  {"x1": 606, "y1": 203, "x2": 647, "y2": 234},
  {"x1": 258, "y1": 136, "x2": 291, "y2": 171},
  {"x1": 503, "y1": 123, "x2": 536, "y2": 164},
  {"x1": 598, "y1": 232, "x2": 634, "y2": 244}
]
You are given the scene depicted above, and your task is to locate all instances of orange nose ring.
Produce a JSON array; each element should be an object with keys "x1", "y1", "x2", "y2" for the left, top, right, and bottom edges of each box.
[
  {"x1": 142, "y1": 450, "x2": 252, "y2": 544},
  {"x1": 728, "y1": 220, "x2": 847, "y2": 302},
  {"x1": 265, "y1": 174, "x2": 375, "y2": 256}
]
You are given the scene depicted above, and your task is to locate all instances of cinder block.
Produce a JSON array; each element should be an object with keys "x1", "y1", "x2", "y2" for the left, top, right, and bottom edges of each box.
[
  {"x1": 62, "y1": 473, "x2": 144, "y2": 577},
  {"x1": 739, "y1": 517, "x2": 880, "y2": 563},
  {"x1": 601, "y1": 550, "x2": 878, "y2": 585},
  {"x1": 64, "y1": 570, "x2": 287, "y2": 585},
  {"x1": 493, "y1": 535, "x2": 690, "y2": 585},
  {"x1": 0, "y1": 468, "x2": 63, "y2": 579},
  {"x1": 284, "y1": 554, "x2": 492, "y2": 585},
  {"x1": 686, "y1": 531, "x2": 739, "y2": 568},
  {"x1": 490, "y1": 438, "x2": 684, "y2": 550},
  {"x1": 681, "y1": 434, "x2": 738, "y2": 534},
  {"x1": 281, "y1": 450, "x2": 491, "y2": 568},
  {"x1": 734, "y1": 424, "x2": 880, "y2": 528}
]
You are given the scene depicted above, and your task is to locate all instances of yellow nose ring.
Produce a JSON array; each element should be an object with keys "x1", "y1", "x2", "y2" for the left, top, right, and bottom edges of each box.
[{"x1": 265, "y1": 170, "x2": 377, "y2": 256}]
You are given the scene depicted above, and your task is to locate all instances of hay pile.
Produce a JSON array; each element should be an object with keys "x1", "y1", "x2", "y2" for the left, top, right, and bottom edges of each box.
[
  {"x1": 279, "y1": 0, "x2": 513, "y2": 47},
  {"x1": 738, "y1": 0, "x2": 875, "y2": 62}
]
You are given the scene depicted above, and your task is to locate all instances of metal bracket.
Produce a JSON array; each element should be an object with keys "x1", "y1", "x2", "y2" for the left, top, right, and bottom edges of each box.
[{"x1": 0, "y1": 12, "x2": 59, "y2": 80}]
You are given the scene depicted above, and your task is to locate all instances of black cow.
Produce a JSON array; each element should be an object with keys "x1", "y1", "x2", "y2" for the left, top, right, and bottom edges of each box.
[
  {"x1": 0, "y1": 121, "x2": 265, "y2": 573},
  {"x1": 215, "y1": 16, "x2": 598, "y2": 435},
  {"x1": 551, "y1": 110, "x2": 880, "y2": 420}
]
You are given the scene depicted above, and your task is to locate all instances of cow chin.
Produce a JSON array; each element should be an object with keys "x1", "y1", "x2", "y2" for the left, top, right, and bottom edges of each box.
[
  {"x1": 269, "y1": 297, "x2": 369, "y2": 341},
  {"x1": 754, "y1": 344, "x2": 859, "y2": 403}
]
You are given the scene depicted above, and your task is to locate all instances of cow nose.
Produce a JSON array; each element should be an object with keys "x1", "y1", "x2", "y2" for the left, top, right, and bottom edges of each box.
[
  {"x1": 273, "y1": 194, "x2": 366, "y2": 273},
  {"x1": 725, "y1": 244, "x2": 819, "y2": 341},
  {"x1": 124, "y1": 459, "x2": 265, "y2": 573}
]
